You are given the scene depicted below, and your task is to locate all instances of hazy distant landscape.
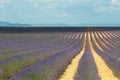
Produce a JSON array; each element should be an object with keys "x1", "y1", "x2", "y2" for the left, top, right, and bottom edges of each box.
[
  {"x1": 0, "y1": 22, "x2": 31, "y2": 27},
  {"x1": 0, "y1": 21, "x2": 120, "y2": 27}
]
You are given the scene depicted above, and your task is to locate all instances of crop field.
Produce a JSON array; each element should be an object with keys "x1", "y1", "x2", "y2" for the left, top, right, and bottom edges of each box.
[{"x1": 0, "y1": 27, "x2": 120, "y2": 80}]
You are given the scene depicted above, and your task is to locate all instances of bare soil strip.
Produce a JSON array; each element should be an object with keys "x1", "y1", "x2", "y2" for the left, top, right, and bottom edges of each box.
[
  {"x1": 64, "y1": 33, "x2": 70, "y2": 38},
  {"x1": 75, "y1": 33, "x2": 80, "y2": 39},
  {"x1": 68, "y1": 33, "x2": 73, "y2": 39},
  {"x1": 101, "y1": 31, "x2": 120, "y2": 50},
  {"x1": 95, "y1": 32, "x2": 111, "y2": 51},
  {"x1": 89, "y1": 32, "x2": 118, "y2": 80},
  {"x1": 92, "y1": 32, "x2": 104, "y2": 52},
  {"x1": 98, "y1": 31, "x2": 116, "y2": 49},
  {"x1": 110, "y1": 32, "x2": 118, "y2": 38},
  {"x1": 79, "y1": 33, "x2": 83, "y2": 40},
  {"x1": 72, "y1": 33, "x2": 77, "y2": 39},
  {"x1": 58, "y1": 33, "x2": 86, "y2": 80},
  {"x1": 107, "y1": 31, "x2": 116, "y2": 38}
]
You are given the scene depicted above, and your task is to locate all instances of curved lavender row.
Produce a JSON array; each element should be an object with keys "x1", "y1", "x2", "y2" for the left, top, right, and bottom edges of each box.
[
  {"x1": 91, "y1": 33, "x2": 120, "y2": 78},
  {"x1": 94, "y1": 32, "x2": 120, "y2": 57},
  {"x1": 0, "y1": 32, "x2": 66, "y2": 50},
  {"x1": 93, "y1": 32, "x2": 113, "y2": 53},
  {"x1": 39, "y1": 32, "x2": 82, "y2": 52},
  {"x1": 96, "y1": 31, "x2": 114, "y2": 51},
  {"x1": 0, "y1": 32, "x2": 74, "y2": 61},
  {"x1": 109, "y1": 32, "x2": 120, "y2": 46},
  {"x1": 107, "y1": 31, "x2": 120, "y2": 45},
  {"x1": 106, "y1": 31, "x2": 120, "y2": 44},
  {"x1": 0, "y1": 48, "x2": 65, "y2": 79},
  {"x1": 10, "y1": 36, "x2": 84, "y2": 80},
  {"x1": 110, "y1": 31, "x2": 120, "y2": 38},
  {"x1": 0, "y1": 34, "x2": 81, "y2": 80},
  {"x1": 0, "y1": 48, "x2": 43, "y2": 61},
  {"x1": 0, "y1": 46, "x2": 23, "y2": 53},
  {"x1": 98, "y1": 31, "x2": 120, "y2": 52},
  {"x1": 0, "y1": 42, "x2": 62, "y2": 60},
  {"x1": 101, "y1": 31, "x2": 120, "y2": 49},
  {"x1": 0, "y1": 32, "x2": 76, "y2": 61},
  {"x1": 0, "y1": 32, "x2": 66, "y2": 52},
  {"x1": 93, "y1": 31, "x2": 120, "y2": 59},
  {"x1": 0, "y1": 32, "x2": 80, "y2": 54},
  {"x1": 0, "y1": 32, "x2": 74, "y2": 50},
  {"x1": 50, "y1": 32, "x2": 81, "y2": 47},
  {"x1": 0, "y1": 38, "x2": 76, "y2": 61},
  {"x1": 113, "y1": 31, "x2": 120, "y2": 37},
  {"x1": 0, "y1": 33, "x2": 75, "y2": 61},
  {"x1": 102, "y1": 31, "x2": 120, "y2": 56},
  {"x1": 74, "y1": 40, "x2": 100, "y2": 80},
  {"x1": 58, "y1": 32, "x2": 82, "y2": 47},
  {"x1": 0, "y1": 38, "x2": 77, "y2": 64},
  {"x1": 0, "y1": 37, "x2": 65, "y2": 50}
]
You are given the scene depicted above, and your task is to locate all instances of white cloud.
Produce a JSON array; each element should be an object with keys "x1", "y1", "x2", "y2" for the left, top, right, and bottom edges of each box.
[
  {"x1": 28, "y1": 0, "x2": 80, "y2": 6},
  {"x1": 56, "y1": 12, "x2": 69, "y2": 17},
  {"x1": 111, "y1": 0, "x2": 120, "y2": 5},
  {"x1": 0, "y1": 0, "x2": 11, "y2": 8},
  {"x1": 27, "y1": 0, "x2": 81, "y2": 11},
  {"x1": 94, "y1": 6, "x2": 119, "y2": 12},
  {"x1": 33, "y1": 3, "x2": 39, "y2": 7},
  {"x1": 47, "y1": 5, "x2": 53, "y2": 9},
  {"x1": 29, "y1": 0, "x2": 53, "y2": 3},
  {"x1": 93, "y1": 0, "x2": 120, "y2": 12},
  {"x1": 61, "y1": 5, "x2": 68, "y2": 8}
]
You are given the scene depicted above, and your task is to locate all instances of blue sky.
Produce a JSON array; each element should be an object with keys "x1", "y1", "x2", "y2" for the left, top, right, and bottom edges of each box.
[{"x1": 0, "y1": 0, "x2": 120, "y2": 25}]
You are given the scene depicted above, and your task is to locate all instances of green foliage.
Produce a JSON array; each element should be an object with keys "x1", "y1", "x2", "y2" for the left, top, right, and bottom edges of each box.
[
  {"x1": 116, "y1": 72, "x2": 120, "y2": 78},
  {"x1": 21, "y1": 73, "x2": 43, "y2": 80},
  {"x1": 21, "y1": 66, "x2": 53, "y2": 80},
  {"x1": 0, "y1": 60, "x2": 20, "y2": 80},
  {"x1": 0, "y1": 54, "x2": 11, "y2": 60}
]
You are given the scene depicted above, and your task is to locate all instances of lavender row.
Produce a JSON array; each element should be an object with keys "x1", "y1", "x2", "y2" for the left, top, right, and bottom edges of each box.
[
  {"x1": 75, "y1": 41, "x2": 100, "y2": 80},
  {"x1": 0, "y1": 33, "x2": 77, "y2": 61},
  {"x1": 101, "y1": 31, "x2": 120, "y2": 49},
  {"x1": 94, "y1": 32, "x2": 120, "y2": 57},
  {"x1": 0, "y1": 34, "x2": 82, "y2": 80},
  {"x1": 10, "y1": 36, "x2": 84, "y2": 80},
  {"x1": 0, "y1": 34, "x2": 77, "y2": 61},
  {"x1": 91, "y1": 33, "x2": 120, "y2": 78}
]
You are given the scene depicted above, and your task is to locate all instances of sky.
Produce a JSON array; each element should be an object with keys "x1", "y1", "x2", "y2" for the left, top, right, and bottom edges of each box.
[{"x1": 0, "y1": 0, "x2": 120, "y2": 25}]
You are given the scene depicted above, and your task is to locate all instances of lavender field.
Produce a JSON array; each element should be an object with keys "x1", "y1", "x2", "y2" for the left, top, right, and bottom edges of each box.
[{"x1": 0, "y1": 27, "x2": 120, "y2": 80}]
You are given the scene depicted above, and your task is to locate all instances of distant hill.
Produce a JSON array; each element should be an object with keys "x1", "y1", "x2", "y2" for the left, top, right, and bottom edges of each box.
[
  {"x1": 33, "y1": 23, "x2": 120, "y2": 27},
  {"x1": 0, "y1": 21, "x2": 31, "y2": 27},
  {"x1": 0, "y1": 21, "x2": 120, "y2": 27},
  {"x1": 33, "y1": 23, "x2": 69, "y2": 27}
]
